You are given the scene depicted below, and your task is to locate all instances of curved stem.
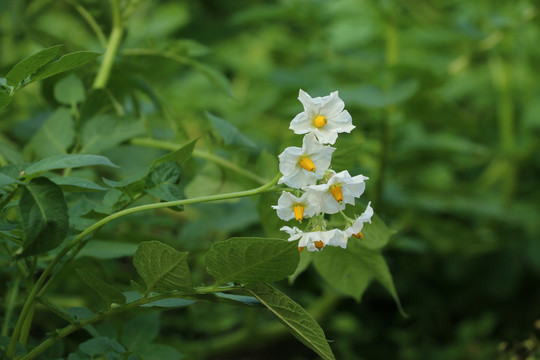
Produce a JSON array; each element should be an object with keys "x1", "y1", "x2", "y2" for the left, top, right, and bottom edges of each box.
[
  {"x1": 92, "y1": 0, "x2": 123, "y2": 89},
  {"x1": 130, "y1": 137, "x2": 269, "y2": 185},
  {"x1": 8, "y1": 173, "x2": 281, "y2": 358}
]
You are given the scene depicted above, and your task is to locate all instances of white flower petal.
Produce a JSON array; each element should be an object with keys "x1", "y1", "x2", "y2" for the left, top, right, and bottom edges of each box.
[
  {"x1": 277, "y1": 133, "x2": 335, "y2": 188},
  {"x1": 290, "y1": 90, "x2": 356, "y2": 144}
]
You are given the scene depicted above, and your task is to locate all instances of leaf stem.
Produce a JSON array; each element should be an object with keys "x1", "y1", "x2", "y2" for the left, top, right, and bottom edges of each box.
[
  {"x1": 92, "y1": 0, "x2": 123, "y2": 89},
  {"x1": 8, "y1": 173, "x2": 281, "y2": 358}
]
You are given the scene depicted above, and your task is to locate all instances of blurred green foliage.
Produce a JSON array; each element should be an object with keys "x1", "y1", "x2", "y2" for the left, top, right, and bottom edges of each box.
[{"x1": 1, "y1": 0, "x2": 540, "y2": 359}]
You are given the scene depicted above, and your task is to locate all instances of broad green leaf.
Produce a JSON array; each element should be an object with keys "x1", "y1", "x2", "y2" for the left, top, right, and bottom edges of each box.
[
  {"x1": 30, "y1": 51, "x2": 102, "y2": 83},
  {"x1": 77, "y1": 240, "x2": 137, "y2": 260},
  {"x1": 24, "y1": 154, "x2": 117, "y2": 177},
  {"x1": 133, "y1": 241, "x2": 192, "y2": 293},
  {"x1": 145, "y1": 162, "x2": 183, "y2": 206},
  {"x1": 0, "y1": 173, "x2": 22, "y2": 188},
  {"x1": 205, "y1": 237, "x2": 299, "y2": 284},
  {"x1": 76, "y1": 269, "x2": 126, "y2": 305},
  {"x1": 5, "y1": 45, "x2": 62, "y2": 87},
  {"x1": 54, "y1": 74, "x2": 85, "y2": 105},
  {"x1": 246, "y1": 283, "x2": 335, "y2": 360},
  {"x1": 51, "y1": 177, "x2": 107, "y2": 192},
  {"x1": 360, "y1": 213, "x2": 396, "y2": 250},
  {"x1": 313, "y1": 245, "x2": 405, "y2": 315},
  {"x1": 19, "y1": 177, "x2": 68, "y2": 256},
  {"x1": 205, "y1": 112, "x2": 256, "y2": 148},
  {"x1": 312, "y1": 247, "x2": 371, "y2": 301},
  {"x1": 80, "y1": 115, "x2": 145, "y2": 154},
  {"x1": 27, "y1": 108, "x2": 74, "y2": 158},
  {"x1": 151, "y1": 138, "x2": 198, "y2": 167},
  {"x1": 0, "y1": 90, "x2": 12, "y2": 110},
  {"x1": 121, "y1": 313, "x2": 159, "y2": 350}
]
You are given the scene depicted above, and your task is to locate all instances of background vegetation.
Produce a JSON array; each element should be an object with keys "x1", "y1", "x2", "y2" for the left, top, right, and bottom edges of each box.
[{"x1": 1, "y1": 0, "x2": 540, "y2": 359}]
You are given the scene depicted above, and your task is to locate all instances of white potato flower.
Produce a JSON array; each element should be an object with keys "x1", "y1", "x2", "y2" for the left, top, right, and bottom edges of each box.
[
  {"x1": 278, "y1": 133, "x2": 335, "y2": 188},
  {"x1": 343, "y1": 202, "x2": 374, "y2": 240},
  {"x1": 272, "y1": 192, "x2": 316, "y2": 222},
  {"x1": 280, "y1": 226, "x2": 342, "y2": 252},
  {"x1": 289, "y1": 89, "x2": 355, "y2": 145},
  {"x1": 305, "y1": 170, "x2": 368, "y2": 214}
]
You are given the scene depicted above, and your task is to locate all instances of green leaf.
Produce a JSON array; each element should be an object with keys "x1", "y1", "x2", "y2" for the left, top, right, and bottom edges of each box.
[
  {"x1": 30, "y1": 51, "x2": 102, "y2": 84},
  {"x1": 24, "y1": 154, "x2": 117, "y2": 177},
  {"x1": 54, "y1": 74, "x2": 86, "y2": 105},
  {"x1": 76, "y1": 240, "x2": 138, "y2": 260},
  {"x1": 80, "y1": 115, "x2": 145, "y2": 154},
  {"x1": 152, "y1": 138, "x2": 198, "y2": 167},
  {"x1": 0, "y1": 90, "x2": 12, "y2": 110},
  {"x1": 121, "y1": 313, "x2": 159, "y2": 350},
  {"x1": 205, "y1": 237, "x2": 299, "y2": 284},
  {"x1": 79, "y1": 337, "x2": 125, "y2": 357},
  {"x1": 19, "y1": 177, "x2": 68, "y2": 256},
  {"x1": 51, "y1": 177, "x2": 108, "y2": 192},
  {"x1": 205, "y1": 112, "x2": 256, "y2": 148},
  {"x1": 76, "y1": 269, "x2": 126, "y2": 305},
  {"x1": 245, "y1": 283, "x2": 335, "y2": 360},
  {"x1": 27, "y1": 108, "x2": 74, "y2": 158},
  {"x1": 312, "y1": 247, "x2": 371, "y2": 301},
  {"x1": 0, "y1": 173, "x2": 22, "y2": 188},
  {"x1": 5, "y1": 45, "x2": 62, "y2": 87},
  {"x1": 133, "y1": 241, "x2": 192, "y2": 293},
  {"x1": 360, "y1": 213, "x2": 396, "y2": 250},
  {"x1": 145, "y1": 162, "x2": 183, "y2": 206},
  {"x1": 313, "y1": 245, "x2": 406, "y2": 316}
]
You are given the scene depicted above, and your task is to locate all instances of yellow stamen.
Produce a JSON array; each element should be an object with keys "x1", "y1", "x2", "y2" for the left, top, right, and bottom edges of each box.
[
  {"x1": 314, "y1": 240, "x2": 324, "y2": 250},
  {"x1": 330, "y1": 185, "x2": 343, "y2": 203},
  {"x1": 293, "y1": 205, "x2": 304, "y2": 222},
  {"x1": 298, "y1": 246, "x2": 304, "y2": 253},
  {"x1": 353, "y1": 231, "x2": 363, "y2": 239},
  {"x1": 314, "y1": 115, "x2": 328, "y2": 128},
  {"x1": 299, "y1": 157, "x2": 316, "y2": 172}
]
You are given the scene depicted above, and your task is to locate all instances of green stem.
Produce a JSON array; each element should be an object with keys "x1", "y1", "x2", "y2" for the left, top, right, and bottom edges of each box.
[
  {"x1": 8, "y1": 174, "x2": 281, "y2": 358},
  {"x1": 21, "y1": 286, "x2": 239, "y2": 360},
  {"x1": 1, "y1": 276, "x2": 20, "y2": 336},
  {"x1": 18, "y1": 304, "x2": 34, "y2": 346},
  {"x1": 92, "y1": 0, "x2": 123, "y2": 89},
  {"x1": 130, "y1": 137, "x2": 269, "y2": 185}
]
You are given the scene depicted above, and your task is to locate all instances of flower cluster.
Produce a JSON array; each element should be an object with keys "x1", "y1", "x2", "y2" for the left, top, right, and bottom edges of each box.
[{"x1": 273, "y1": 89, "x2": 373, "y2": 252}]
